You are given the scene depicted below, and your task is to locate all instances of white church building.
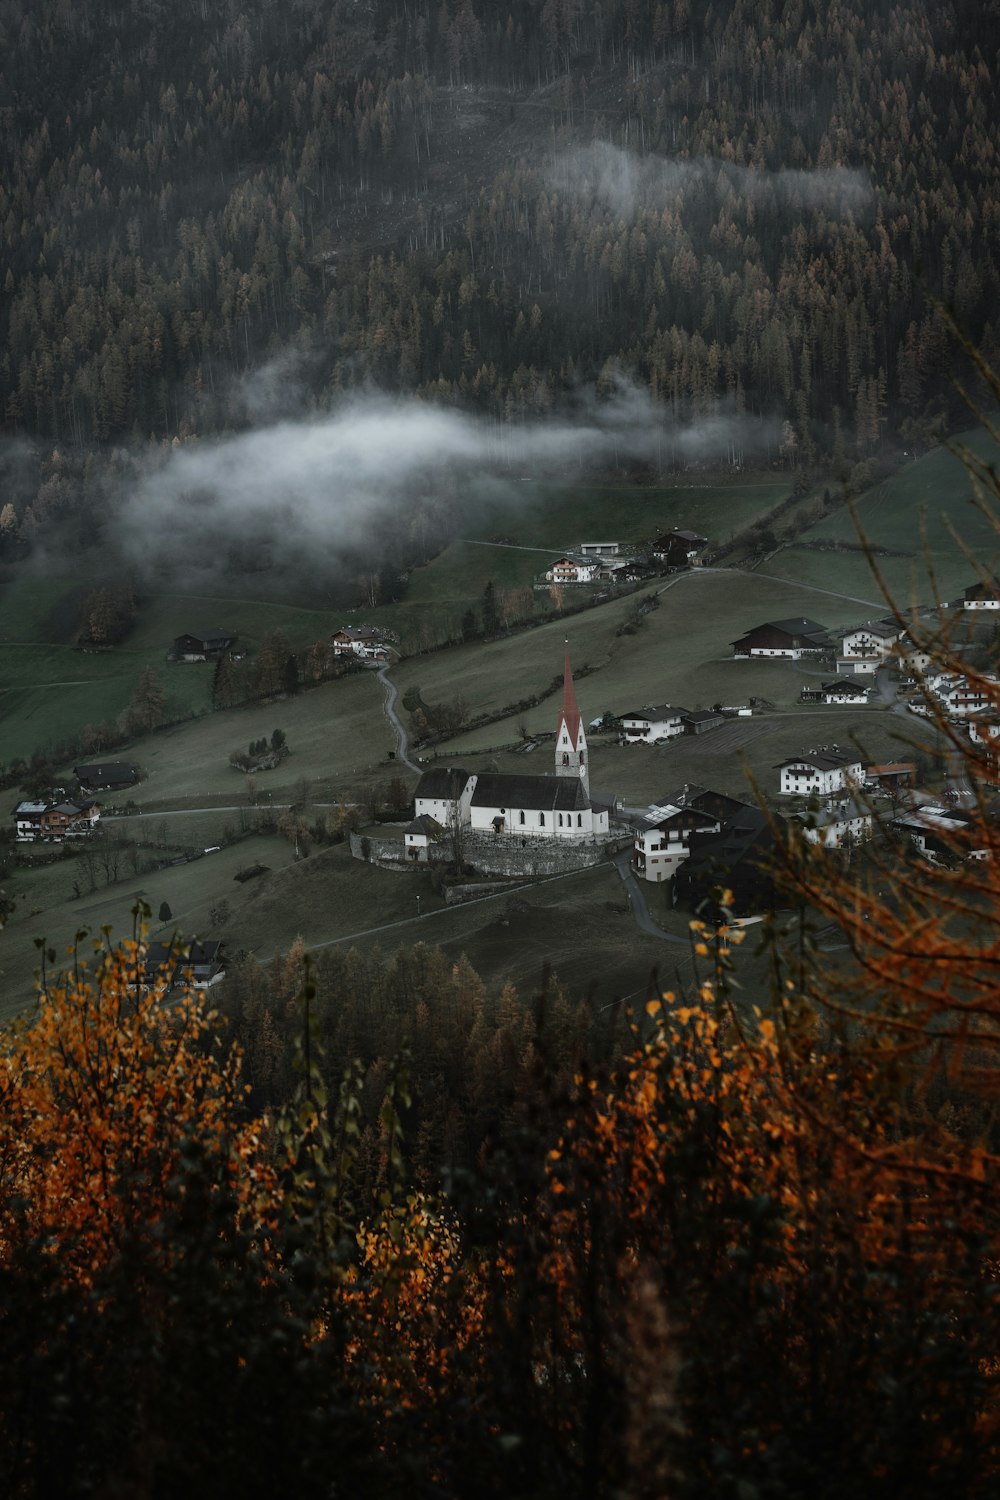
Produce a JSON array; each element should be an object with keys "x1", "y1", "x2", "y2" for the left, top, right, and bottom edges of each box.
[{"x1": 412, "y1": 645, "x2": 610, "y2": 843}]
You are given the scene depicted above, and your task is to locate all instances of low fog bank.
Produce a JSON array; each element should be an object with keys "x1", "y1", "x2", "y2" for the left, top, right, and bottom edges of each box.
[
  {"x1": 548, "y1": 143, "x2": 874, "y2": 221},
  {"x1": 119, "y1": 380, "x2": 779, "y2": 587}
]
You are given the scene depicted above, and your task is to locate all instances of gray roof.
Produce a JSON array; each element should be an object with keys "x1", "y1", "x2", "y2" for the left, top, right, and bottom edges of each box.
[
  {"x1": 414, "y1": 767, "x2": 470, "y2": 799},
  {"x1": 622, "y1": 704, "x2": 684, "y2": 721},
  {"x1": 405, "y1": 814, "x2": 446, "y2": 836},
  {"x1": 179, "y1": 628, "x2": 236, "y2": 644},
  {"x1": 776, "y1": 751, "x2": 861, "y2": 771},
  {"x1": 471, "y1": 772, "x2": 591, "y2": 812},
  {"x1": 679, "y1": 709, "x2": 724, "y2": 724}
]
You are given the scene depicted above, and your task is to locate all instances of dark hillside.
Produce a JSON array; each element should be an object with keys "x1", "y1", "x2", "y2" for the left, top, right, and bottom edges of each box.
[{"x1": 2, "y1": 0, "x2": 998, "y2": 458}]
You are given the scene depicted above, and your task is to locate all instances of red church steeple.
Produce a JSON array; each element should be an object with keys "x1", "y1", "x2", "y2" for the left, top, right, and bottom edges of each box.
[{"x1": 555, "y1": 640, "x2": 589, "y2": 794}]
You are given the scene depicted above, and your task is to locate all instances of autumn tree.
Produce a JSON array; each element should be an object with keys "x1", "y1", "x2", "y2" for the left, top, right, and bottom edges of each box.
[{"x1": 123, "y1": 666, "x2": 166, "y2": 735}]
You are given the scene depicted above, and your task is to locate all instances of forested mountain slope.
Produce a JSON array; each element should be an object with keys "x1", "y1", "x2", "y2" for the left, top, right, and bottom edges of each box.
[{"x1": 2, "y1": 0, "x2": 998, "y2": 465}]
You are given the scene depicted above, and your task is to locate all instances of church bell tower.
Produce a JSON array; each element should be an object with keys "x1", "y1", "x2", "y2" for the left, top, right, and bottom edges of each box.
[{"x1": 555, "y1": 641, "x2": 589, "y2": 796}]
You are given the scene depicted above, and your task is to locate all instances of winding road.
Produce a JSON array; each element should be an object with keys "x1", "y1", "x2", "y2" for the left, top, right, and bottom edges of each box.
[{"x1": 377, "y1": 659, "x2": 421, "y2": 773}]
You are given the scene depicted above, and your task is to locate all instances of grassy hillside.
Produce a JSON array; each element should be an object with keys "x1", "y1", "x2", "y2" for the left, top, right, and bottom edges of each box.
[
  {"x1": 0, "y1": 571, "x2": 350, "y2": 765},
  {"x1": 763, "y1": 430, "x2": 1000, "y2": 604},
  {"x1": 375, "y1": 472, "x2": 794, "y2": 642}
]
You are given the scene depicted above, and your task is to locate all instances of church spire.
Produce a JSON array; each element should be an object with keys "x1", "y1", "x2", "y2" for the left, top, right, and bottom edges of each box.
[
  {"x1": 561, "y1": 639, "x2": 581, "y2": 743},
  {"x1": 555, "y1": 639, "x2": 589, "y2": 794}
]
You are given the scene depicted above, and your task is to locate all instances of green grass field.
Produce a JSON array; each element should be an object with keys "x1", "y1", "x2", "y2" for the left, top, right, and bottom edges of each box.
[
  {"x1": 0, "y1": 570, "x2": 352, "y2": 766},
  {"x1": 764, "y1": 430, "x2": 1000, "y2": 604},
  {"x1": 375, "y1": 472, "x2": 793, "y2": 644}
]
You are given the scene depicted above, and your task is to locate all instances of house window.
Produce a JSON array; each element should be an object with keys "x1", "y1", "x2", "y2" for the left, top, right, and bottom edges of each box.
[
  {"x1": 562, "y1": 753, "x2": 569, "y2": 765},
  {"x1": 580, "y1": 751, "x2": 585, "y2": 765},
  {"x1": 577, "y1": 814, "x2": 583, "y2": 827},
  {"x1": 558, "y1": 814, "x2": 563, "y2": 827},
  {"x1": 519, "y1": 811, "x2": 525, "y2": 825},
  {"x1": 539, "y1": 813, "x2": 545, "y2": 826}
]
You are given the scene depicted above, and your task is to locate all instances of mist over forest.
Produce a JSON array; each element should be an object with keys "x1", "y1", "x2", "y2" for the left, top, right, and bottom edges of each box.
[{"x1": 2, "y1": 0, "x2": 999, "y2": 590}]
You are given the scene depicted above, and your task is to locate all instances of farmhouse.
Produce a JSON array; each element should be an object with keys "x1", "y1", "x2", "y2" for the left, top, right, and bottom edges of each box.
[
  {"x1": 790, "y1": 796, "x2": 873, "y2": 849},
  {"x1": 74, "y1": 761, "x2": 139, "y2": 791},
  {"x1": 652, "y1": 529, "x2": 708, "y2": 567},
  {"x1": 776, "y1": 750, "x2": 863, "y2": 796},
  {"x1": 15, "y1": 798, "x2": 100, "y2": 841},
  {"x1": 632, "y1": 802, "x2": 722, "y2": 883},
  {"x1": 619, "y1": 705, "x2": 686, "y2": 744},
  {"x1": 142, "y1": 938, "x2": 226, "y2": 989},
  {"x1": 838, "y1": 621, "x2": 899, "y2": 675},
  {"x1": 925, "y1": 671, "x2": 1000, "y2": 719},
  {"x1": 732, "y1": 618, "x2": 830, "y2": 659},
  {"x1": 807, "y1": 678, "x2": 871, "y2": 705},
  {"x1": 331, "y1": 625, "x2": 384, "y2": 658},
  {"x1": 963, "y1": 579, "x2": 1000, "y2": 609},
  {"x1": 173, "y1": 629, "x2": 237, "y2": 661},
  {"x1": 545, "y1": 555, "x2": 598, "y2": 584}
]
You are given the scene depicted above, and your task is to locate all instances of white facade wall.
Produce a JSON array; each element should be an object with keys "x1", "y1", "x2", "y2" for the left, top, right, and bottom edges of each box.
[
  {"x1": 837, "y1": 656, "x2": 878, "y2": 676},
  {"x1": 841, "y1": 629, "x2": 896, "y2": 657},
  {"x1": 414, "y1": 774, "x2": 477, "y2": 826},
  {"x1": 620, "y1": 715, "x2": 684, "y2": 743},
  {"x1": 470, "y1": 802, "x2": 607, "y2": 838},
  {"x1": 779, "y1": 762, "x2": 863, "y2": 795},
  {"x1": 802, "y1": 814, "x2": 873, "y2": 848}
]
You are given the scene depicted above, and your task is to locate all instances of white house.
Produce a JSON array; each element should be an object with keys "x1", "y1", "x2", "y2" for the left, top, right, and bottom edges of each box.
[
  {"x1": 331, "y1": 625, "x2": 390, "y2": 659},
  {"x1": 14, "y1": 798, "x2": 101, "y2": 842},
  {"x1": 839, "y1": 621, "x2": 899, "y2": 670},
  {"x1": 632, "y1": 803, "x2": 721, "y2": 883},
  {"x1": 819, "y1": 679, "x2": 871, "y2": 705},
  {"x1": 792, "y1": 797, "x2": 873, "y2": 848},
  {"x1": 732, "y1": 618, "x2": 830, "y2": 659},
  {"x1": 776, "y1": 751, "x2": 863, "y2": 797},
  {"x1": 619, "y1": 705, "x2": 686, "y2": 744},
  {"x1": 545, "y1": 555, "x2": 598, "y2": 584},
  {"x1": 925, "y1": 672, "x2": 1000, "y2": 719},
  {"x1": 969, "y1": 717, "x2": 1000, "y2": 748},
  {"x1": 892, "y1": 806, "x2": 992, "y2": 863}
]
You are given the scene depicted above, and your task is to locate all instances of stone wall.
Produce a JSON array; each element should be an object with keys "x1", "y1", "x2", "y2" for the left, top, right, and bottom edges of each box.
[{"x1": 350, "y1": 827, "x2": 631, "y2": 878}]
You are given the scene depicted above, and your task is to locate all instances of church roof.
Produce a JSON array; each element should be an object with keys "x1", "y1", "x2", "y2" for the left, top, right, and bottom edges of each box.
[
  {"x1": 414, "y1": 766, "x2": 470, "y2": 798},
  {"x1": 470, "y1": 772, "x2": 591, "y2": 812},
  {"x1": 559, "y1": 642, "x2": 582, "y2": 743}
]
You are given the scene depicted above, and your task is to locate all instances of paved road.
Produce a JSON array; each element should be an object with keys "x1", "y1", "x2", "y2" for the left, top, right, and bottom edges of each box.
[
  {"x1": 377, "y1": 661, "x2": 421, "y2": 773},
  {"x1": 612, "y1": 848, "x2": 686, "y2": 944}
]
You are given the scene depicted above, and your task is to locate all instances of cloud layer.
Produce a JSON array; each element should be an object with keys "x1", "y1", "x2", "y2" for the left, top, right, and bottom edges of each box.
[
  {"x1": 548, "y1": 143, "x2": 873, "y2": 221},
  {"x1": 120, "y1": 381, "x2": 777, "y2": 579}
]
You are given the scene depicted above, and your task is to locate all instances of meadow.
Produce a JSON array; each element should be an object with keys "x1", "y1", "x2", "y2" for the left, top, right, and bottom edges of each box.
[{"x1": 763, "y1": 430, "x2": 1000, "y2": 605}]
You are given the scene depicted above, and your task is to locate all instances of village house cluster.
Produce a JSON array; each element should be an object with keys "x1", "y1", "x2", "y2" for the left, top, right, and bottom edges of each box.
[{"x1": 543, "y1": 529, "x2": 708, "y2": 586}]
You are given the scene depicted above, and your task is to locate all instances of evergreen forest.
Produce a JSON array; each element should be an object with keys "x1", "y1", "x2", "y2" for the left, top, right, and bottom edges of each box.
[{"x1": 3, "y1": 0, "x2": 1000, "y2": 561}]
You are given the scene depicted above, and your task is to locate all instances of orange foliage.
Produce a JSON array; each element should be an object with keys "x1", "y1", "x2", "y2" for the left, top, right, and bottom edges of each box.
[{"x1": 0, "y1": 929, "x2": 274, "y2": 1287}]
